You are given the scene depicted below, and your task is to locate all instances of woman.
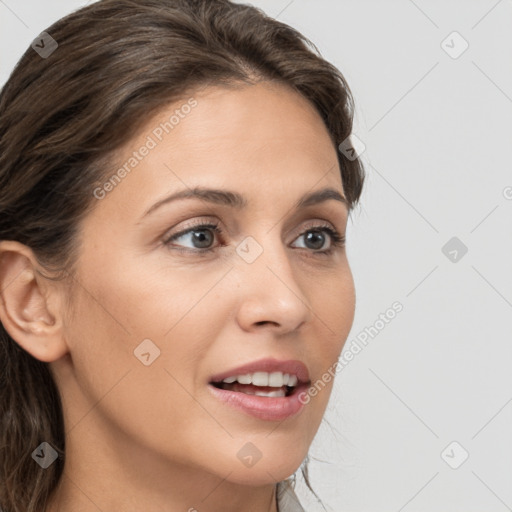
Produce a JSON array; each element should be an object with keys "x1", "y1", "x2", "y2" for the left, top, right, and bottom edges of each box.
[{"x1": 0, "y1": 1, "x2": 365, "y2": 511}]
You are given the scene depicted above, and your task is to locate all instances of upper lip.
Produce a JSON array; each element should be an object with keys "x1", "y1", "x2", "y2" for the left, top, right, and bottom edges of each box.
[{"x1": 209, "y1": 358, "x2": 310, "y2": 385}]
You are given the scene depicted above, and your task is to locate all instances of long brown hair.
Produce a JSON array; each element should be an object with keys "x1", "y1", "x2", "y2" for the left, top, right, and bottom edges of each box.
[{"x1": 0, "y1": 1, "x2": 365, "y2": 510}]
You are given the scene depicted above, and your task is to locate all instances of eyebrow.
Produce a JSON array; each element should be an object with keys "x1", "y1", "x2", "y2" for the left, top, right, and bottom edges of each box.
[{"x1": 142, "y1": 185, "x2": 348, "y2": 218}]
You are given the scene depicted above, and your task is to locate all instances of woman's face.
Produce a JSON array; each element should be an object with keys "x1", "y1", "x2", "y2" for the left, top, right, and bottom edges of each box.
[{"x1": 53, "y1": 81, "x2": 355, "y2": 487}]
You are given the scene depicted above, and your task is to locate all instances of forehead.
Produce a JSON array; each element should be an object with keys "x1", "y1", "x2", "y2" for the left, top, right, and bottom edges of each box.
[
  {"x1": 181, "y1": 81, "x2": 335, "y2": 153},
  {"x1": 91, "y1": 81, "x2": 344, "y2": 219}
]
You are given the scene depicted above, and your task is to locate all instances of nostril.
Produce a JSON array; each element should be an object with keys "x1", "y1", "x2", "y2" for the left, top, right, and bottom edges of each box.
[{"x1": 255, "y1": 320, "x2": 278, "y2": 327}]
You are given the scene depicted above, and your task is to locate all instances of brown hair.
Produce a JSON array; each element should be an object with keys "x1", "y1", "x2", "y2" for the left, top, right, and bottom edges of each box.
[{"x1": 0, "y1": 1, "x2": 365, "y2": 510}]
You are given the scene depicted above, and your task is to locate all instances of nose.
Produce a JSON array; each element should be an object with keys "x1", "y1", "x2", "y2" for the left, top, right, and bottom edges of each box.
[{"x1": 234, "y1": 236, "x2": 312, "y2": 335}]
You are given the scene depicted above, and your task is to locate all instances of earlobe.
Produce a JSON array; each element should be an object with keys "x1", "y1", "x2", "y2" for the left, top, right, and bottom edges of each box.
[{"x1": 0, "y1": 241, "x2": 69, "y2": 363}]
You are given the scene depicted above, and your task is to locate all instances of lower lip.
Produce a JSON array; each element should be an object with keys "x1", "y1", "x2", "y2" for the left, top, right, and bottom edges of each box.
[{"x1": 207, "y1": 383, "x2": 309, "y2": 421}]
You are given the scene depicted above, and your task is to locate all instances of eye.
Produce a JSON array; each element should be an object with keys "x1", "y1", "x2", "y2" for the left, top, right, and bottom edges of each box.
[
  {"x1": 163, "y1": 222, "x2": 222, "y2": 252},
  {"x1": 162, "y1": 220, "x2": 345, "y2": 255},
  {"x1": 291, "y1": 224, "x2": 345, "y2": 255}
]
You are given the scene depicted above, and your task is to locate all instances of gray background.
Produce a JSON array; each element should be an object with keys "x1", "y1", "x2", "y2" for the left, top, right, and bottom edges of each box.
[{"x1": 1, "y1": 1, "x2": 511, "y2": 511}]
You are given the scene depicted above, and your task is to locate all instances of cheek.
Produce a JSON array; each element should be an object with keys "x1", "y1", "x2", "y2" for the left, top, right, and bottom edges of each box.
[
  {"x1": 62, "y1": 275, "x2": 225, "y2": 465},
  {"x1": 88, "y1": 246, "x2": 232, "y2": 338},
  {"x1": 64, "y1": 249, "x2": 231, "y2": 404},
  {"x1": 306, "y1": 266, "x2": 355, "y2": 404},
  {"x1": 312, "y1": 265, "x2": 355, "y2": 354}
]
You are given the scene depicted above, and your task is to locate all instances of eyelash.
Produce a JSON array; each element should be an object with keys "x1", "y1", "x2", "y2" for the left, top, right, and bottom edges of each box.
[{"x1": 163, "y1": 221, "x2": 345, "y2": 257}]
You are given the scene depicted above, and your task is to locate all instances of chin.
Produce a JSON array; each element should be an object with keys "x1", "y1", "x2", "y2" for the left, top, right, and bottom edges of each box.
[
  {"x1": 224, "y1": 443, "x2": 307, "y2": 486},
  {"x1": 224, "y1": 463, "x2": 301, "y2": 486}
]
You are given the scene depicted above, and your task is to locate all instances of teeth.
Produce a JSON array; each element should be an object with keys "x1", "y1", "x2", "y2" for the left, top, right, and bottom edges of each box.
[
  {"x1": 252, "y1": 372, "x2": 268, "y2": 386},
  {"x1": 243, "y1": 388, "x2": 286, "y2": 397},
  {"x1": 237, "y1": 374, "x2": 252, "y2": 384},
  {"x1": 269, "y1": 372, "x2": 285, "y2": 386},
  {"x1": 221, "y1": 371, "x2": 298, "y2": 387}
]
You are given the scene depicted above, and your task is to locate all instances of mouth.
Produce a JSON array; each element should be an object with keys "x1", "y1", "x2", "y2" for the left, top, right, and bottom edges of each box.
[
  {"x1": 209, "y1": 376, "x2": 299, "y2": 398},
  {"x1": 207, "y1": 359, "x2": 311, "y2": 421}
]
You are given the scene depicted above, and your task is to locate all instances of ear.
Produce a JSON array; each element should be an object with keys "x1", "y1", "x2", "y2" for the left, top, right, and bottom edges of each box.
[{"x1": 0, "y1": 240, "x2": 69, "y2": 362}]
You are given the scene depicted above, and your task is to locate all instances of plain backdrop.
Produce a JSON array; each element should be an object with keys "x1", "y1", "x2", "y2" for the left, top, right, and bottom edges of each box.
[{"x1": 1, "y1": 1, "x2": 511, "y2": 511}]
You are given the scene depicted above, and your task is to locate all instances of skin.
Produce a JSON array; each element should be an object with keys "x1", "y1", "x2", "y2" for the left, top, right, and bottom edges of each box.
[{"x1": 0, "y1": 80, "x2": 355, "y2": 512}]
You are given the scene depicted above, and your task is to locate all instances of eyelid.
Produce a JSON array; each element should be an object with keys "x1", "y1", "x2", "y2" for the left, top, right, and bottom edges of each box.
[
  {"x1": 293, "y1": 218, "x2": 338, "y2": 234},
  {"x1": 162, "y1": 216, "x2": 345, "y2": 256},
  {"x1": 163, "y1": 216, "x2": 222, "y2": 240},
  {"x1": 163, "y1": 216, "x2": 342, "y2": 243}
]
